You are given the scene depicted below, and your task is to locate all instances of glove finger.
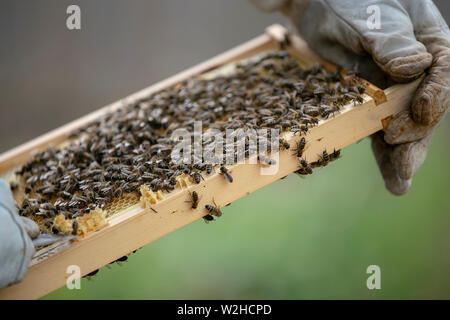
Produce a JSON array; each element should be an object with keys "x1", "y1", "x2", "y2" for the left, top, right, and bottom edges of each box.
[
  {"x1": 323, "y1": 0, "x2": 433, "y2": 83},
  {"x1": 384, "y1": 110, "x2": 436, "y2": 144},
  {"x1": 20, "y1": 217, "x2": 40, "y2": 240},
  {"x1": 370, "y1": 132, "x2": 411, "y2": 195},
  {"x1": 411, "y1": 65, "x2": 450, "y2": 126},
  {"x1": 406, "y1": 0, "x2": 450, "y2": 125},
  {"x1": 366, "y1": 25, "x2": 432, "y2": 83},
  {"x1": 390, "y1": 133, "x2": 433, "y2": 180}
]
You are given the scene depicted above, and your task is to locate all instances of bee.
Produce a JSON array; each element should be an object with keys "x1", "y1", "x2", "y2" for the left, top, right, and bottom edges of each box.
[
  {"x1": 354, "y1": 94, "x2": 364, "y2": 105},
  {"x1": 72, "y1": 220, "x2": 78, "y2": 235},
  {"x1": 25, "y1": 175, "x2": 38, "y2": 187},
  {"x1": 205, "y1": 199, "x2": 222, "y2": 217},
  {"x1": 141, "y1": 173, "x2": 155, "y2": 181},
  {"x1": 183, "y1": 167, "x2": 192, "y2": 175},
  {"x1": 330, "y1": 148, "x2": 341, "y2": 161},
  {"x1": 257, "y1": 155, "x2": 277, "y2": 165},
  {"x1": 293, "y1": 137, "x2": 306, "y2": 158},
  {"x1": 299, "y1": 158, "x2": 308, "y2": 168},
  {"x1": 321, "y1": 149, "x2": 330, "y2": 163},
  {"x1": 162, "y1": 180, "x2": 175, "y2": 192},
  {"x1": 279, "y1": 32, "x2": 292, "y2": 50},
  {"x1": 304, "y1": 166, "x2": 313, "y2": 174},
  {"x1": 187, "y1": 191, "x2": 200, "y2": 209},
  {"x1": 279, "y1": 138, "x2": 290, "y2": 150},
  {"x1": 191, "y1": 172, "x2": 203, "y2": 184},
  {"x1": 115, "y1": 255, "x2": 128, "y2": 263},
  {"x1": 320, "y1": 105, "x2": 340, "y2": 119},
  {"x1": 292, "y1": 125, "x2": 308, "y2": 135},
  {"x1": 298, "y1": 158, "x2": 313, "y2": 174},
  {"x1": 202, "y1": 214, "x2": 215, "y2": 223},
  {"x1": 302, "y1": 117, "x2": 319, "y2": 127},
  {"x1": 345, "y1": 69, "x2": 357, "y2": 78},
  {"x1": 295, "y1": 167, "x2": 313, "y2": 175},
  {"x1": 58, "y1": 191, "x2": 72, "y2": 199},
  {"x1": 357, "y1": 85, "x2": 366, "y2": 94},
  {"x1": 193, "y1": 163, "x2": 206, "y2": 171},
  {"x1": 113, "y1": 187, "x2": 123, "y2": 198},
  {"x1": 303, "y1": 106, "x2": 320, "y2": 117},
  {"x1": 300, "y1": 125, "x2": 309, "y2": 135},
  {"x1": 84, "y1": 269, "x2": 99, "y2": 278},
  {"x1": 206, "y1": 164, "x2": 213, "y2": 175},
  {"x1": 43, "y1": 218, "x2": 54, "y2": 228},
  {"x1": 312, "y1": 149, "x2": 330, "y2": 167},
  {"x1": 150, "y1": 178, "x2": 163, "y2": 191},
  {"x1": 168, "y1": 176, "x2": 177, "y2": 186},
  {"x1": 128, "y1": 182, "x2": 141, "y2": 192},
  {"x1": 9, "y1": 182, "x2": 19, "y2": 192},
  {"x1": 219, "y1": 166, "x2": 233, "y2": 183}
]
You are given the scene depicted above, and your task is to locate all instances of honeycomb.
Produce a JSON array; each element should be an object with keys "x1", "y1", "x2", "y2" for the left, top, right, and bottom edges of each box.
[
  {"x1": 0, "y1": 166, "x2": 140, "y2": 237},
  {"x1": 53, "y1": 208, "x2": 107, "y2": 237},
  {"x1": 105, "y1": 192, "x2": 140, "y2": 217},
  {"x1": 175, "y1": 174, "x2": 192, "y2": 189},
  {"x1": 139, "y1": 185, "x2": 165, "y2": 209}
]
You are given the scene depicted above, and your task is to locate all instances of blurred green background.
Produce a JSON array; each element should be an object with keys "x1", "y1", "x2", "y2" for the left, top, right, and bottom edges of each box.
[
  {"x1": 1, "y1": 0, "x2": 448, "y2": 300},
  {"x1": 44, "y1": 120, "x2": 450, "y2": 299}
]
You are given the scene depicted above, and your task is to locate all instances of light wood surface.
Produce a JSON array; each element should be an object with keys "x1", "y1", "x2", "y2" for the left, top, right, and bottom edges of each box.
[{"x1": 0, "y1": 24, "x2": 421, "y2": 299}]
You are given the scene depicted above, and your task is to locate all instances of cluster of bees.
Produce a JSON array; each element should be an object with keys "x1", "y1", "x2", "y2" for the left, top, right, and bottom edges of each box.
[{"x1": 12, "y1": 49, "x2": 366, "y2": 231}]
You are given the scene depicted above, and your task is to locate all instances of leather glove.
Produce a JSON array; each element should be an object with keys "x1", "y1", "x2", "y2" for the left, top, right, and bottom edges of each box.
[
  {"x1": 0, "y1": 179, "x2": 76, "y2": 289},
  {"x1": 251, "y1": 0, "x2": 449, "y2": 194}
]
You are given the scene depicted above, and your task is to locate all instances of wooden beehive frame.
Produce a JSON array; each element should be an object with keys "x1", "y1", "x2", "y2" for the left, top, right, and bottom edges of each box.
[{"x1": 0, "y1": 24, "x2": 421, "y2": 299}]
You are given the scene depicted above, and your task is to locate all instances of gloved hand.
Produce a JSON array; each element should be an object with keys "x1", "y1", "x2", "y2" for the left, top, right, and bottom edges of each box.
[
  {"x1": 0, "y1": 179, "x2": 37, "y2": 288},
  {"x1": 0, "y1": 179, "x2": 76, "y2": 289},
  {"x1": 251, "y1": 0, "x2": 449, "y2": 194}
]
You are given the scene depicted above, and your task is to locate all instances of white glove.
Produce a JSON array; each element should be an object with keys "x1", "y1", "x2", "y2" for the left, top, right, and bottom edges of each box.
[{"x1": 251, "y1": 0, "x2": 449, "y2": 194}]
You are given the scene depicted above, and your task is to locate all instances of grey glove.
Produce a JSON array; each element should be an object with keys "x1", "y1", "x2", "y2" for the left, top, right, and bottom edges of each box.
[
  {"x1": 0, "y1": 179, "x2": 76, "y2": 289},
  {"x1": 0, "y1": 179, "x2": 37, "y2": 288},
  {"x1": 251, "y1": 0, "x2": 449, "y2": 194}
]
